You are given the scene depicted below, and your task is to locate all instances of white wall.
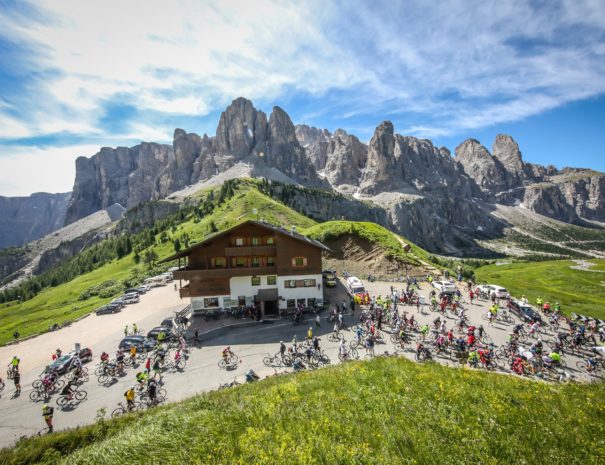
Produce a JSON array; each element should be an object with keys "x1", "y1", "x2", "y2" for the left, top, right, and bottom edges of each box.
[
  {"x1": 277, "y1": 274, "x2": 323, "y2": 309},
  {"x1": 190, "y1": 273, "x2": 323, "y2": 310}
]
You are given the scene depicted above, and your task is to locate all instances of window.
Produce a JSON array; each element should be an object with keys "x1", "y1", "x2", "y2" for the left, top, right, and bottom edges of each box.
[
  {"x1": 235, "y1": 237, "x2": 245, "y2": 246},
  {"x1": 304, "y1": 279, "x2": 316, "y2": 287},
  {"x1": 285, "y1": 280, "x2": 296, "y2": 288},
  {"x1": 297, "y1": 298, "x2": 306, "y2": 308},
  {"x1": 251, "y1": 257, "x2": 261, "y2": 268},
  {"x1": 267, "y1": 276, "x2": 277, "y2": 285},
  {"x1": 212, "y1": 257, "x2": 225, "y2": 268},
  {"x1": 251, "y1": 276, "x2": 261, "y2": 286},
  {"x1": 286, "y1": 299, "x2": 295, "y2": 308},
  {"x1": 266, "y1": 237, "x2": 275, "y2": 245},
  {"x1": 234, "y1": 257, "x2": 246, "y2": 267},
  {"x1": 292, "y1": 257, "x2": 307, "y2": 267},
  {"x1": 251, "y1": 237, "x2": 261, "y2": 246},
  {"x1": 204, "y1": 297, "x2": 219, "y2": 308},
  {"x1": 267, "y1": 256, "x2": 275, "y2": 266}
]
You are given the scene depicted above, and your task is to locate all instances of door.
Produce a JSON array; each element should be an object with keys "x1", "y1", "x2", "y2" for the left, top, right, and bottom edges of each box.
[{"x1": 264, "y1": 300, "x2": 279, "y2": 317}]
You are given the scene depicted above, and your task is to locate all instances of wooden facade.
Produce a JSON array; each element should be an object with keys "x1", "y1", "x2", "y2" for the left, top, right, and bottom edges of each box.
[{"x1": 162, "y1": 220, "x2": 330, "y2": 313}]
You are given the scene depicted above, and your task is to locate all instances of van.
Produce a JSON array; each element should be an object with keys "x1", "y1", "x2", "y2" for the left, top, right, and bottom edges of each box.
[{"x1": 346, "y1": 276, "x2": 365, "y2": 295}]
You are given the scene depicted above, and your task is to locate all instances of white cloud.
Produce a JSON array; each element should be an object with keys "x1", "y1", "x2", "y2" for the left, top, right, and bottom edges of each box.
[
  {"x1": 0, "y1": 0, "x2": 604, "y2": 194},
  {"x1": 0, "y1": 144, "x2": 100, "y2": 196}
]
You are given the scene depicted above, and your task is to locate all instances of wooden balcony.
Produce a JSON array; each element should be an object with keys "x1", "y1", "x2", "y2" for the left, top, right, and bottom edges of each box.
[
  {"x1": 224, "y1": 245, "x2": 276, "y2": 257},
  {"x1": 174, "y1": 266, "x2": 277, "y2": 280},
  {"x1": 179, "y1": 286, "x2": 191, "y2": 299}
]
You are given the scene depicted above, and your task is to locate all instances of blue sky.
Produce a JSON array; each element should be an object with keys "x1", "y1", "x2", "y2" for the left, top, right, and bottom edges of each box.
[{"x1": 0, "y1": 0, "x2": 604, "y2": 196}]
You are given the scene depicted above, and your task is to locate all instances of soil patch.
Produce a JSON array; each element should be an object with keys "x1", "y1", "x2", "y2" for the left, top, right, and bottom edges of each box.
[{"x1": 321, "y1": 234, "x2": 428, "y2": 279}]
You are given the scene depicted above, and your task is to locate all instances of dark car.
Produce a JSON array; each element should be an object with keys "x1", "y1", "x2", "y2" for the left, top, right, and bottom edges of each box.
[
  {"x1": 147, "y1": 326, "x2": 174, "y2": 341},
  {"x1": 118, "y1": 336, "x2": 156, "y2": 352},
  {"x1": 46, "y1": 348, "x2": 93, "y2": 375},
  {"x1": 508, "y1": 300, "x2": 543, "y2": 323},
  {"x1": 161, "y1": 318, "x2": 174, "y2": 328},
  {"x1": 96, "y1": 305, "x2": 122, "y2": 315}
]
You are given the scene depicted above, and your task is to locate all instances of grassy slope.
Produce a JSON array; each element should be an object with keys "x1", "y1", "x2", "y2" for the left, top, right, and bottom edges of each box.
[
  {"x1": 474, "y1": 259, "x2": 605, "y2": 319},
  {"x1": 0, "y1": 184, "x2": 316, "y2": 345},
  {"x1": 2, "y1": 357, "x2": 604, "y2": 465},
  {"x1": 304, "y1": 221, "x2": 424, "y2": 266}
]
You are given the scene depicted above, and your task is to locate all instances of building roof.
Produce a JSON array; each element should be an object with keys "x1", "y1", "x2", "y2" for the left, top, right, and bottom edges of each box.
[{"x1": 159, "y1": 219, "x2": 332, "y2": 263}]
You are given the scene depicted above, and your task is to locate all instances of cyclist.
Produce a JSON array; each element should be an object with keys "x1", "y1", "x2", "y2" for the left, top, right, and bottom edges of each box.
[
  {"x1": 536, "y1": 296, "x2": 544, "y2": 310},
  {"x1": 174, "y1": 349, "x2": 182, "y2": 365},
  {"x1": 42, "y1": 405, "x2": 54, "y2": 433},
  {"x1": 116, "y1": 350, "x2": 126, "y2": 372},
  {"x1": 468, "y1": 350, "x2": 480, "y2": 367},
  {"x1": 135, "y1": 371, "x2": 148, "y2": 387},
  {"x1": 132, "y1": 323, "x2": 138, "y2": 335},
  {"x1": 60, "y1": 379, "x2": 78, "y2": 401},
  {"x1": 129, "y1": 345, "x2": 137, "y2": 364},
  {"x1": 279, "y1": 341, "x2": 287, "y2": 361},
  {"x1": 312, "y1": 336, "x2": 321, "y2": 352},
  {"x1": 71, "y1": 356, "x2": 83, "y2": 379},
  {"x1": 420, "y1": 324, "x2": 429, "y2": 341},
  {"x1": 222, "y1": 346, "x2": 234, "y2": 363},
  {"x1": 13, "y1": 369, "x2": 21, "y2": 395},
  {"x1": 543, "y1": 351, "x2": 561, "y2": 367},
  {"x1": 8, "y1": 355, "x2": 20, "y2": 375},
  {"x1": 124, "y1": 386, "x2": 136, "y2": 411},
  {"x1": 124, "y1": 325, "x2": 129, "y2": 337},
  {"x1": 100, "y1": 351, "x2": 109, "y2": 364},
  {"x1": 339, "y1": 339, "x2": 348, "y2": 359},
  {"x1": 147, "y1": 378, "x2": 158, "y2": 404}
]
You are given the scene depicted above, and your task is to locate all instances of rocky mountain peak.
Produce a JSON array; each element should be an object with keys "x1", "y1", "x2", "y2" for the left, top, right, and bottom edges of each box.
[
  {"x1": 455, "y1": 138, "x2": 510, "y2": 195},
  {"x1": 215, "y1": 97, "x2": 267, "y2": 158},
  {"x1": 492, "y1": 134, "x2": 524, "y2": 175},
  {"x1": 295, "y1": 124, "x2": 331, "y2": 146}
]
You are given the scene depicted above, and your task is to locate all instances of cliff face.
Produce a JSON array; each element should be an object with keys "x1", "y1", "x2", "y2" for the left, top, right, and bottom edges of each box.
[
  {"x1": 64, "y1": 142, "x2": 173, "y2": 224},
  {"x1": 0, "y1": 192, "x2": 71, "y2": 248}
]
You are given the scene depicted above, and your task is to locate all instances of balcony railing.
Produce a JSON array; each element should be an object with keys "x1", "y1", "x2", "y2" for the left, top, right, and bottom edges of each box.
[
  {"x1": 225, "y1": 245, "x2": 276, "y2": 257},
  {"x1": 174, "y1": 266, "x2": 277, "y2": 280}
]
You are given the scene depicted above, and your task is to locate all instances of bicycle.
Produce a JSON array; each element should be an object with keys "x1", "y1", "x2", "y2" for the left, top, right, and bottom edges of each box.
[
  {"x1": 139, "y1": 388, "x2": 167, "y2": 407},
  {"x1": 218, "y1": 354, "x2": 239, "y2": 369},
  {"x1": 263, "y1": 353, "x2": 290, "y2": 368},
  {"x1": 219, "y1": 378, "x2": 241, "y2": 390},
  {"x1": 338, "y1": 347, "x2": 358, "y2": 362},
  {"x1": 56, "y1": 389, "x2": 87, "y2": 407},
  {"x1": 327, "y1": 330, "x2": 344, "y2": 342},
  {"x1": 30, "y1": 380, "x2": 64, "y2": 402},
  {"x1": 290, "y1": 314, "x2": 308, "y2": 326},
  {"x1": 166, "y1": 358, "x2": 187, "y2": 372},
  {"x1": 111, "y1": 401, "x2": 142, "y2": 418}
]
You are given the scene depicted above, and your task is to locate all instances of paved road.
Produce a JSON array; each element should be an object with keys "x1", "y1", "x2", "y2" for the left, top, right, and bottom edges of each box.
[{"x1": 0, "y1": 278, "x2": 599, "y2": 448}]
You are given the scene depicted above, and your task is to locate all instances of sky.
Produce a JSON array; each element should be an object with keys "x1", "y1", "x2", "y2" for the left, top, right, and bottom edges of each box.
[{"x1": 0, "y1": 0, "x2": 604, "y2": 196}]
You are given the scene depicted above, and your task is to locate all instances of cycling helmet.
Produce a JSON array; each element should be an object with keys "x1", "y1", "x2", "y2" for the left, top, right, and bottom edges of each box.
[{"x1": 280, "y1": 341, "x2": 283, "y2": 344}]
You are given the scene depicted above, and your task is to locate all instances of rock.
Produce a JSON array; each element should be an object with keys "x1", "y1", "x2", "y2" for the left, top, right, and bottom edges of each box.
[
  {"x1": 522, "y1": 183, "x2": 579, "y2": 223},
  {"x1": 216, "y1": 97, "x2": 267, "y2": 158},
  {"x1": 455, "y1": 138, "x2": 510, "y2": 195},
  {"x1": 0, "y1": 192, "x2": 71, "y2": 248},
  {"x1": 323, "y1": 129, "x2": 367, "y2": 187}
]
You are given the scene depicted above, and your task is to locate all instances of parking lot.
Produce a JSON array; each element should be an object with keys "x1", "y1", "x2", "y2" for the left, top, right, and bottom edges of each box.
[{"x1": 0, "y1": 276, "x2": 599, "y2": 448}]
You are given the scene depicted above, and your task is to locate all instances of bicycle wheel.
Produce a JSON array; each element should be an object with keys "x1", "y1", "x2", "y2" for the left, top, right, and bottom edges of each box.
[
  {"x1": 576, "y1": 360, "x2": 589, "y2": 372},
  {"x1": 518, "y1": 333, "x2": 528, "y2": 343},
  {"x1": 57, "y1": 396, "x2": 68, "y2": 407},
  {"x1": 32, "y1": 379, "x2": 42, "y2": 390},
  {"x1": 29, "y1": 390, "x2": 41, "y2": 401},
  {"x1": 349, "y1": 348, "x2": 359, "y2": 359},
  {"x1": 263, "y1": 356, "x2": 272, "y2": 367},
  {"x1": 75, "y1": 390, "x2": 87, "y2": 401},
  {"x1": 53, "y1": 379, "x2": 65, "y2": 391},
  {"x1": 111, "y1": 407, "x2": 125, "y2": 419},
  {"x1": 230, "y1": 354, "x2": 239, "y2": 363},
  {"x1": 98, "y1": 374, "x2": 109, "y2": 384},
  {"x1": 176, "y1": 360, "x2": 186, "y2": 370},
  {"x1": 218, "y1": 359, "x2": 227, "y2": 369}
]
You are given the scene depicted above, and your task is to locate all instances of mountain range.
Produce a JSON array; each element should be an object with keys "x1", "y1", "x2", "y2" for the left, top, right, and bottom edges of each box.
[{"x1": 2, "y1": 97, "x2": 604, "y2": 257}]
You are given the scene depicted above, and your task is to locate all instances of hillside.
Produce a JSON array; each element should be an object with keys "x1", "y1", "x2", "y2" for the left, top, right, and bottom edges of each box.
[
  {"x1": 2, "y1": 357, "x2": 603, "y2": 465},
  {"x1": 474, "y1": 259, "x2": 605, "y2": 319},
  {"x1": 0, "y1": 181, "x2": 430, "y2": 344},
  {"x1": 304, "y1": 221, "x2": 430, "y2": 278}
]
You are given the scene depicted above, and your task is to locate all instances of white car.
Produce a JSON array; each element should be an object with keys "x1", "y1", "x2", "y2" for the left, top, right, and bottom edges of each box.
[
  {"x1": 478, "y1": 284, "x2": 510, "y2": 299},
  {"x1": 432, "y1": 280, "x2": 456, "y2": 293}
]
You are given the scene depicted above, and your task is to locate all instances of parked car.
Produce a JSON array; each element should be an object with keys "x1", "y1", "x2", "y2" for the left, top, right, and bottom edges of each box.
[
  {"x1": 161, "y1": 317, "x2": 174, "y2": 328},
  {"x1": 508, "y1": 300, "x2": 543, "y2": 323},
  {"x1": 118, "y1": 336, "x2": 156, "y2": 352},
  {"x1": 147, "y1": 326, "x2": 174, "y2": 341},
  {"x1": 478, "y1": 284, "x2": 510, "y2": 299},
  {"x1": 432, "y1": 280, "x2": 456, "y2": 293},
  {"x1": 125, "y1": 288, "x2": 144, "y2": 295},
  {"x1": 95, "y1": 305, "x2": 122, "y2": 315},
  {"x1": 322, "y1": 270, "x2": 337, "y2": 288},
  {"x1": 122, "y1": 293, "x2": 140, "y2": 304},
  {"x1": 46, "y1": 348, "x2": 93, "y2": 375}
]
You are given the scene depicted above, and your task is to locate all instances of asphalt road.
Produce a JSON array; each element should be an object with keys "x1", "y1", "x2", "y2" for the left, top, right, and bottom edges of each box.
[{"x1": 0, "y1": 278, "x2": 599, "y2": 448}]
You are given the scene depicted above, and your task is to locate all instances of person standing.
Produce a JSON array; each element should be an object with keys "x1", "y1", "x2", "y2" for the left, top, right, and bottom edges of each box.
[
  {"x1": 315, "y1": 312, "x2": 321, "y2": 328},
  {"x1": 194, "y1": 329, "x2": 200, "y2": 347},
  {"x1": 42, "y1": 405, "x2": 54, "y2": 433}
]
